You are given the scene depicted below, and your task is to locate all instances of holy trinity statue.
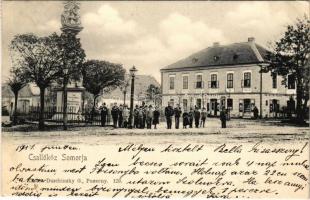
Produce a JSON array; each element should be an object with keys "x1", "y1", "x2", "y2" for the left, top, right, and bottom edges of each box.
[{"x1": 61, "y1": 1, "x2": 82, "y2": 30}]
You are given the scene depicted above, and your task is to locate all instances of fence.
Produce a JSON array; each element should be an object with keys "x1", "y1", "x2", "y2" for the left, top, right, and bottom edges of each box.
[
  {"x1": 16, "y1": 106, "x2": 112, "y2": 126},
  {"x1": 15, "y1": 106, "x2": 167, "y2": 127}
]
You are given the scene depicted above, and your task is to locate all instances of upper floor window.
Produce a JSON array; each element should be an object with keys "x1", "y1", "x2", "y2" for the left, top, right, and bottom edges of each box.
[
  {"x1": 288, "y1": 74, "x2": 295, "y2": 89},
  {"x1": 210, "y1": 74, "x2": 218, "y2": 88},
  {"x1": 227, "y1": 73, "x2": 234, "y2": 88},
  {"x1": 169, "y1": 76, "x2": 175, "y2": 90},
  {"x1": 182, "y1": 75, "x2": 188, "y2": 89},
  {"x1": 196, "y1": 74, "x2": 203, "y2": 89},
  {"x1": 243, "y1": 72, "x2": 251, "y2": 88},
  {"x1": 272, "y1": 73, "x2": 277, "y2": 89}
]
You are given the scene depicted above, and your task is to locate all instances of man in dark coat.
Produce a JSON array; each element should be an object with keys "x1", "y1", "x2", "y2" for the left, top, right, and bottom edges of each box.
[
  {"x1": 194, "y1": 106, "x2": 201, "y2": 128},
  {"x1": 200, "y1": 107, "x2": 207, "y2": 128},
  {"x1": 182, "y1": 110, "x2": 189, "y2": 129},
  {"x1": 220, "y1": 106, "x2": 227, "y2": 128},
  {"x1": 100, "y1": 103, "x2": 108, "y2": 127},
  {"x1": 165, "y1": 103, "x2": 174, "y2": 129},
  {"x1": 153, "y1": 106, "x2": 160, "y2": 129},
  {"x1": 134, "y1": 105, "x2": 139, "y2": 128},
  {"x1": 111, "y1": 103, "x2": 119, "y2": 128},
  {"x1": 253, "y1": 106, "x2": 259, "y2": 119},
  {"x1": 188, "y1": 107, "x2": 194, "y2": 128},
  {"x1": 138, "y1": 106, "x2": 144, "y2": 129},
  {"x1": 174, "y1": 104, "x2": 182, "y2": 129}
]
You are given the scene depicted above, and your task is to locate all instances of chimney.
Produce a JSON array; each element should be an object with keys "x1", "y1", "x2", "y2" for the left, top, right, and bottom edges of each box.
[
  {"x1": 213, "y1": 42, "x2": 220, "y2": 47},
  {"x1": 248, "y1": 37, "x2": 255, "y2": 42}
]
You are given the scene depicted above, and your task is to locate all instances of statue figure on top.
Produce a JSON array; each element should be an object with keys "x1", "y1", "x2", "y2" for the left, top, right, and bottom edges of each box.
[{"x1": 61, "y1": 1, "x2": 82, "y2": 31}]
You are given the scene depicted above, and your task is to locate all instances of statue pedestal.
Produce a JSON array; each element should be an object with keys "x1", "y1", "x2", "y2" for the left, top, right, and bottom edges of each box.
[{"x1": 52, "y1": 86, "x2": 85, "y2": 121}]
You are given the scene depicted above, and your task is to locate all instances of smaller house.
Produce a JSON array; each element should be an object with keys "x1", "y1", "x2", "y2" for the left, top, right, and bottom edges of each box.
[{"x1": 2, "y1": 83, "x2": 55, "y2": 114}]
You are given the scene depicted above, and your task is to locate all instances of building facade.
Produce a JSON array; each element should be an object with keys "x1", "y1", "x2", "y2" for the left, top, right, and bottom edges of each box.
[{"x1": 160, "y1": 38, "x2": 296, "y2": 118}]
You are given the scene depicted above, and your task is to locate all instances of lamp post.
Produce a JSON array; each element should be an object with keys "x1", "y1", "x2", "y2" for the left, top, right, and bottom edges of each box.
[
  {"x1": 63, "y1": 68, "x2": 69, "y2": 130},
  {"x1": 129, "y1": 65, "x2": 137, "y2": 128}
]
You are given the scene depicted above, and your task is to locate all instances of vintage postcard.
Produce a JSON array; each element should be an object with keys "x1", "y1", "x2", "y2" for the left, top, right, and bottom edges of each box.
[{"x1": 1, "y1": 1, "x2": 309, "y2": 198}]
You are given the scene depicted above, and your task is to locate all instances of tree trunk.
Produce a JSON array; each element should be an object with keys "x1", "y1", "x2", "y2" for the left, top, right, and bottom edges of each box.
[
  {"x1": 302, "y1": 97, "x2": 309, "y2": 120},
  {"x1": 63, "y1": 81, "x2": 68, "y2": 130},
  {"x1": 295, "y1": 81, "x2": 304, "y2": 123},
  {"x1": 91, "y1": 95, "x2": 98, "y2": 122},
  {"x1": 123, "y1": 91, "x2": 126, "y2": 105},
  {"x1": 39, "y1": 87, "x2": 45, "y2": 130},
  {"x1": 13, "y1": 91, "x2": 18, "y2": 125}
]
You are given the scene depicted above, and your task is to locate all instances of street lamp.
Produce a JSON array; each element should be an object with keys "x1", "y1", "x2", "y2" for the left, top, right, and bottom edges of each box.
[{"x1": 128, "y1": 65, "x2": 137, "y2": 128}]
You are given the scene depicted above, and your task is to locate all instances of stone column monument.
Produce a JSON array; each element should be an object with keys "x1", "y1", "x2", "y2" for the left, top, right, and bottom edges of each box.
[{"x1": 53, "y1": 1, "x2": 85, "y2": 121}]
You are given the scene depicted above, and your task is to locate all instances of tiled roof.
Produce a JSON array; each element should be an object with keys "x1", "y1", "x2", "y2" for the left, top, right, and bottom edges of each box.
[
  {"x1": 2, "y1": 83, "x2": 40, "y2": 98},
  {"x1": 101, "y1": 75, "x2": 160, "y2": 100},
  {"x1": 161, "y1": 41, "x2": 270, "y2": 71}
]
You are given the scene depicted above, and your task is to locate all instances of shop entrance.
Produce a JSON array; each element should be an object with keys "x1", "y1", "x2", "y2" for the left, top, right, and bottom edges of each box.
[
  {"x1": 210, "y1": 99, "x2": 218, "y2": 116},
  {"x1": 244, "y1": 99, "x2": 251, "y2": 113}
]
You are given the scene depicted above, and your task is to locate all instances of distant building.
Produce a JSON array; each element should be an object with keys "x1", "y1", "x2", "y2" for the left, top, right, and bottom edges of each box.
[
  {"x1": 99, "y1": 75, "x2": 160, "y2": 107},
  {"x1": 160, "y1": 37, "x2": 296, "y2": 118},
  {"x1": 2, "y1": 83, "x2": 55, "y2": 114}
]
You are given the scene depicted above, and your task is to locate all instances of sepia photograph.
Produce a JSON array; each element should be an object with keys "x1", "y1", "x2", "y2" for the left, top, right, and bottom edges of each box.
[{"x1": 1, "y1": 0, "x2": 309, "y2": 198}]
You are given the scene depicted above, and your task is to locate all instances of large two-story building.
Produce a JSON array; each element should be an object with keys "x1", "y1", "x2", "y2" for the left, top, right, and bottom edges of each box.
[{"x1": 160, "y1": 37, "x2": 296, "y2": 118}]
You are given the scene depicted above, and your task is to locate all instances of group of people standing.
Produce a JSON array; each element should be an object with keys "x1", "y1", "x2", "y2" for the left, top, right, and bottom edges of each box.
[
  {"x1": 133, "y1": 102, "x2": 161, "y2": 129},
  {"x1": 99, "y1": 102, "x2": 161, "y2": 129},
  {"x1": 99, "y1": 102, "x2": 229, "y2": 129},
  {"x1": 164, "y1": 104, "x2": 209, "y2": 129},
  {"x1": 165, "y1": 104, "x2": 227, "y2": 129},
  {"x1": 99, "y1": 103, "x2": 130, "y2": 128}
]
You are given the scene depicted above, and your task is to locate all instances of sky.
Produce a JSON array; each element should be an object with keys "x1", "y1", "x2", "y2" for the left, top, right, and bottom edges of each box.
[{"x1": 2, "y1": 1, "x2": 309, "y2": 82}]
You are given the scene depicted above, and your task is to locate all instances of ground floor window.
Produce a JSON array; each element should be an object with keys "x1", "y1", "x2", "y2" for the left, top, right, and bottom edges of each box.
[
  {"x1": 227, "y1": 98, "x2": 233, "y2": 110},
  {"x1": 239, "y1": 100, "x2": 243, "y2": 112},
  {"x1": 287, "y1": 97, "x2": 295, "y2": 112},
  {"x1": 244, "y1": 99, "x2": 251, "y2": 112},
  {"x1": 270, "y1": 99, "x2": 279, "y2": 112},
  {"x1": 183, "y1": 99, "x2": 188, "y2": 110},
  {"x1": 210, "y1": 99, "x2": 219, "y2": 115},
  {"x1": 196, "y1": 98, "x2": 202, "y2": 109},
  {"x1": 240, "y1": 99, "x2": 255, "y2": 112}
]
